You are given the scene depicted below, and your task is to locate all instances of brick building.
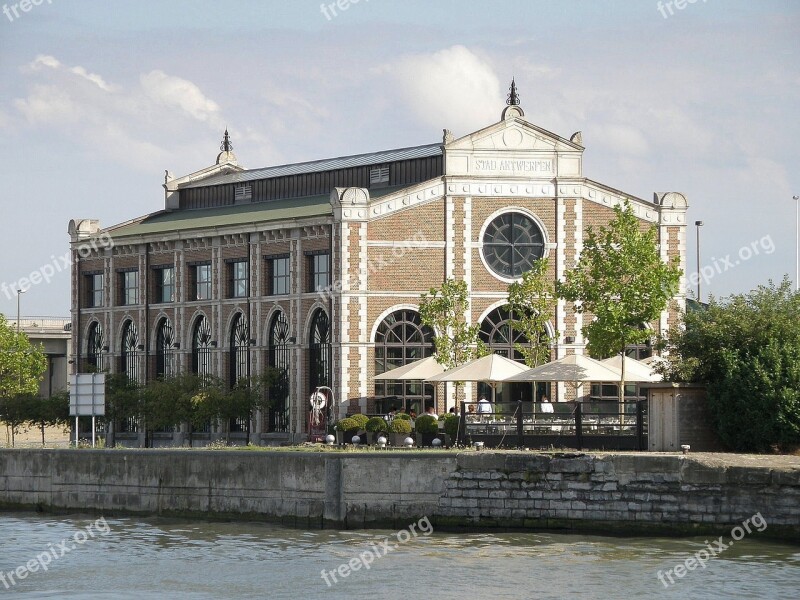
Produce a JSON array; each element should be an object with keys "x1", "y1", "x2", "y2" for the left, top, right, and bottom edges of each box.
[{"x1": 69, "y1": 85, "x2": 688, "y2": 442}]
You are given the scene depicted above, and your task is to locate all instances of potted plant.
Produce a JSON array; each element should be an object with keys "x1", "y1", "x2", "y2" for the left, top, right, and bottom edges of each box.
[
  {"x1": 388, "y1": 418, "x2": 413, "y2": 447},
  {"x1": 365, "y1": 416, "x2": 388, "y2": 445},
  {"x1": 335, "y1": 416, "x2": 365, "y2": 444},
  {"x1": 443, "y1": 413, "x2": 459, "y2": 447},
  {"x1": 415, "y1": 414, "x2": 446, "y2": 447}
]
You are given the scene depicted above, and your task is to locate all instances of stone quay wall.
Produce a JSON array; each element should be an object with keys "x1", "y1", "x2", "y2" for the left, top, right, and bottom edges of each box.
[{"x1": 0, "y1": 450, "x2": 797, "y2": 540}]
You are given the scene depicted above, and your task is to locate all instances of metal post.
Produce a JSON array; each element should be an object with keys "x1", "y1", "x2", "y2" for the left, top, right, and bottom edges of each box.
[
  {"x1": 75, "y1": 415, "x2": 79, "y2": 447},
  {"x1": 516, "y1": 400, "x2": 523, "y2": 448},
  {"x1": 91, "y1": 416, "x2": 96, "y2": 448},
  {"x1": 694, "y1": 221, "x2": 704, "y2": 301},
  {"x1": 575, "y1": 402, "x2": 583, "y2": 451}
]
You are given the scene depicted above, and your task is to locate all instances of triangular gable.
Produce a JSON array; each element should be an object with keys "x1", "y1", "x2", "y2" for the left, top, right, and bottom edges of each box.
[{"x1": 445, "y1": 116, "x2": 584, "y2": 179}]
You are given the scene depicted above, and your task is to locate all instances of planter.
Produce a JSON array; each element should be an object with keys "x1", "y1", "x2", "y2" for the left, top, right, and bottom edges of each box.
[
  {"x1": 417, "y1": 432, "x2": 449, "y2": 447},
  {"x1": 388, "y1": 432, "x2": 414, "y2": 447},
  {"x1": 366, "y1": 431, "x2": 389, "y2": 445},
  {"x1": 336, "y1": 430, "x2": 364, "y2": 444}
]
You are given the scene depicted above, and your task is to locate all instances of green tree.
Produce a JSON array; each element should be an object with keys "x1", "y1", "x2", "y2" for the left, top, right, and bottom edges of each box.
[
  {"x1": 29, "y1": 391, "x2": 70, "y2": 446},
  {"x1": 507, "y1": 258, "x2": 558, "y2": 367},
  {"x1": 0, "y1": 313, "x2": 47, "y2": 399},
  {"x1": 659, "y1": 278, "x2": 800, "y2": 452},
  {"x1": 419, "y1": 280, "x2": 486, "y2": 405},
  {"x1": 105, "y1": 373, "x2": 142, "y2": 447},
  {"x1": 419, "y1": 279, "x2": 485, "y2": 370},
  {"x1": 0, "y1": 393, "x2": 32, "y2": 446},
  {"x1": 556, "y1": 202, "x2": 681, "y2": 402}
]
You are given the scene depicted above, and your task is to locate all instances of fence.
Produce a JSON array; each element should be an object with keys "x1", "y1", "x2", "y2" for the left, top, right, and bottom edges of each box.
[{"x1": 458, "y1": 400, "x2": 647, "y2": 450}]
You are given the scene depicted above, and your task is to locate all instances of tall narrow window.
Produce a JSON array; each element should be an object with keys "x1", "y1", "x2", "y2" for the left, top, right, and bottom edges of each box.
[
  {"x1": 192, "y1": 316, "x2": 212, "y2": 376},
  {"x1": 121, "y1": 271, "x2": 139, "y2": 306},
  {"x1": 229, "y1": 260, "x2": 249, "y2": 298},
  {"x1": 155, "y1": 318, "x2": 175, "y2": 378},
  {"x1": 229, "y1": 313, "x2": 250, "y2": 387},
  {"x1": 229, "y1": 313, "x2": 250, "y2": 433},
  {"x1": 373, "y1": 309, "x2": 434, "y2": 414},
  {"x1": 268, "y1": 311, "x2": 290, "y2": 432},
  {"x1": 270, "y1": 256, "x2": 290, "y2": 295},
  {"x1": 193, "y1": 264, "x2": 212, "y2": 300},
  {"x1": 87, "y1": 322, "x2": 104, "y2": 371},
  {"x1": 307, "y1": 253, "x2": 330, "y2": 292},
  {"x1": 120, "y1": 320, "x2": 141, "y2": 383},
  {"x1": 86, "y1": 273, "x2": 103, "y2": 308},
  {"x1": 155, "y1": 267, "x2": 175, "y2": 303},
  {"x1": 308, "y1": 309, "x2": 331, "y2": 395}
]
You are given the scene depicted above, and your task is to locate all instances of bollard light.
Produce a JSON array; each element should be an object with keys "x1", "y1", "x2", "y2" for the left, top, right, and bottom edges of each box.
[
  {"x1": 432, "y1": 437, "x2": 442, "y2": 447},
  {"x1": 681, "y1": 444, "x2": 690, "y2": 455},
  {"x1": 403, "y1": 436, "x2": 415, "y2": 448},
  {"x1": 473, "y1": 441, "x2": 485, "y2": 450},
  {"x1": 351, "y1": 435, "x2": 361, "y2": 445},
  {"x1": 377, "y1": 436, "x2": 387, "y2": 448},
  {"x1": 325, "y1": 434, "x2": 335, "y2": 446}
]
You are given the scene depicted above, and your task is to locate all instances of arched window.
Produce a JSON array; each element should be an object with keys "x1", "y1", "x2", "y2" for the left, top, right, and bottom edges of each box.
[
  {"x1": 192, "y1": 316, "x2": 212, "y2": 376},
  {"x1": 268, "y1": 311, "x2": 290, "y2": 432},
  {"x1": 308, "y1": 309, "x2": 331, "y2": 395},
  {"x1": 479, "y1": 306, "x2": 549, "y2": 402},
  {"x1": 229, "y1": 313, "x2": 250, "y2": 387},
  {"x1": 87, "y1": 322, "x2": 104, "y2": 371},
  {"x1": 155, "y1": 318, "x2": 175, "y2": 379},
  {"x1": 374, "y1": 309, "x2": 434, "y2": 414},
  {"x1": 228, "y1": 313, "x2": 250, "y2": 432},
  {"x1": 120, "y1": 320, "x2": 141, "y2": 383},
  {"x1": 482, "y1": 211, "x2": 545, "y2": 279}
]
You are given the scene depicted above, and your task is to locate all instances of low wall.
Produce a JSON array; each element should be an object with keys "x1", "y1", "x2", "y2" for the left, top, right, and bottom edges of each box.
[{"x1": 0, "y1": 450, "x2": 798, "y2": 539}]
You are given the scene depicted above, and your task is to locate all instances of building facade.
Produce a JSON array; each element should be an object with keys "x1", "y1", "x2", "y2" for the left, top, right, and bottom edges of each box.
[{"x1": 69, "y1": 88, "x2": 688, "y2": 441}]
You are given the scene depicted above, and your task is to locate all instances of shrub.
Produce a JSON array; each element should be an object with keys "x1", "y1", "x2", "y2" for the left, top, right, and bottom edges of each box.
[
  {"x1": 336, "y1": 417, "x2": 360, "y2": 432},
  {"x1": 389, "y1": 419, "x2": 412, "y2": 434},
  {"x1": 394, "y1": 412, "x2": 411, "y2": 421},
  {"x1": 415, "y1": 414, "x2": 438, "y2": 434},
  {"x1": 443, "y1": 413, "x2": 459, "y2": 438},
  {"x1": 349, "y1": 413, "x2": 370, "y2": 430},
  {"x1": 365, "y1": 416, "x2": 388, "y2": 433}
]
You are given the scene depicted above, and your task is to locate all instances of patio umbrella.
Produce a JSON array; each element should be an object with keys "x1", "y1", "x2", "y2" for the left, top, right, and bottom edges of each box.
[
  {"x1": 373, "y1": 356, "x2": 445, "y2": 380},
  {"x1": 601, "y1": 355, "x2": 662, "y2": 383},
  {"x1": 506, "y1": 354, "x2": 623, "y2": 401},
  {"x1": 427, "y1": 353, "x2": 530, "y2": 403},
  {"x1": 507, "y1": 354, "x2": 622, "y2": 384}
]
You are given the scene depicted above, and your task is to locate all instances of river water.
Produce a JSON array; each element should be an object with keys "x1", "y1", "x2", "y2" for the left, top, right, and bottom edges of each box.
[{"x1": 0, "y1": 513, "x2": 797, "y2": 599}]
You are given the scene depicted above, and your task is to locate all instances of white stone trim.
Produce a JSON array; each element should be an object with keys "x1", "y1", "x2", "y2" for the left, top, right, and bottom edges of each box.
[
  {"x1": 556, "y1": 197, "x2": 567, "y2": 360},
  {"x1": 574, "y1": 197, "x2": 584, "y2": 345},
  {"x1": 366, "y1": 240, "x2": 446, "y2": 248},
  {"x1": 446, "y1": 195, "x2": 455, "y2": 279},
  {"x1": 368, "y1": 181, "x2": 445, "y2": 220},
  {"x1": 369, "y1": 303, "x2": 421, "y2": 343}
]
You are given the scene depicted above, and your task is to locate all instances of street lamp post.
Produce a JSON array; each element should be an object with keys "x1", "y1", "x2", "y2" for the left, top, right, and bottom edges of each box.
[
  {"x1": 793, "y1": 196, "x2": 799, "y2": 292},
  {"x1": 16, "y1": 288, "x2": 26, "y2": 389},
  {"x1": 695, "y1": 221, "x2": 704, "y2": 302},
  {"x1": 16, "y1": 288, "x2": 26, "y2": 336}
]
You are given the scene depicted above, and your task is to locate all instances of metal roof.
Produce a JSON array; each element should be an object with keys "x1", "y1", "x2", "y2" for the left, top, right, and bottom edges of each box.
[
  {"x1": 107, "y1": 194, "x2": 332, "y2": 238},
  {"x1": 181, "y1": 142, "x2": 442, "y2": 189}
]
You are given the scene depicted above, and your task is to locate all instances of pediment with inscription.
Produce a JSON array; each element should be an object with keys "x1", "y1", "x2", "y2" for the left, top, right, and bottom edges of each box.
[{"x1": 445, "y1": 117, "x2": 584, "y2": 178}]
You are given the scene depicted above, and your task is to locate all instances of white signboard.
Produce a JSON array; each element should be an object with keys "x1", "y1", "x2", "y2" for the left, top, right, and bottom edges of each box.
[{"x1": 69, "y1": 373, "x2": 106, "y2": 417}]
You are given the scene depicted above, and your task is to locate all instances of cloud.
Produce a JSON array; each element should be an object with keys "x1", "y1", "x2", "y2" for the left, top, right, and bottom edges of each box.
[
  {"x1": 140, "y1": 70, "x2": 222, "y2": 127},
  {"x1": 387, "y1": 45, "x2": 503, "y2": 134},
  {"x1": 9, "y1": 56, "x2": 235, "y2": 173},
  {"x1": 25, "y1": 54, "x2": 117, "y2": 92}
]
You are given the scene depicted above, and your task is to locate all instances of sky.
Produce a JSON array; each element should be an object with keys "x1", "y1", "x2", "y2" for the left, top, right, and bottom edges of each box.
[{"x1": 0, "y1": 0, "x2": 798, "y2": 317}]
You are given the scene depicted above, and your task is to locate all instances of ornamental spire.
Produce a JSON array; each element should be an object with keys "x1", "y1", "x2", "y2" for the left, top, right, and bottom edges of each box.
[
  {"x1": 506, "y1": 78, "x2": 520, "y2": 106},
  {"x1": 220, "y1": 128, "x2": 233, "y2": 152}
]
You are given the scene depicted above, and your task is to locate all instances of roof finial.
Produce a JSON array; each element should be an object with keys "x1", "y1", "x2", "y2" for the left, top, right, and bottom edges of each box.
[
  {"x1": 220, "y1": 128, "x2": 233, "y2": 153},
  {"x1": 506, "y1": 77, "x2": 520, "y2": 106}
]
